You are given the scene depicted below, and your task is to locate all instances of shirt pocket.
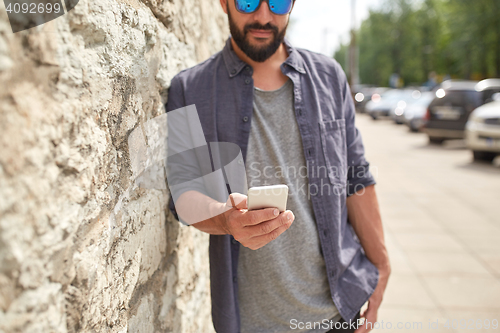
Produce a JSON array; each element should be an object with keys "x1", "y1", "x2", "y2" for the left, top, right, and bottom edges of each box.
[{"x1": 319, "y1": 119, "x2": 348, "y2": 186}]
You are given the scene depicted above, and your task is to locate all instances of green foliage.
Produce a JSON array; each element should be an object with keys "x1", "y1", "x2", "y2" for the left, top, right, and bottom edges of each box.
[
  {"x1": 333, "y1": 43, "x2": 349, "y2": 72},
  {"x1": 334, "y1": 0, "x2": 500, "y2": 86}
]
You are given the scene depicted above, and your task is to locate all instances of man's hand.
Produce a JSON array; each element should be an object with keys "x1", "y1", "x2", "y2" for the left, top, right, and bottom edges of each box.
[
  {"x1": 354, "y1": 264, "x2": 391, "y2": 333},
  {"x1": 217, "y1": 193, "x2": 295, "y2": 250}
]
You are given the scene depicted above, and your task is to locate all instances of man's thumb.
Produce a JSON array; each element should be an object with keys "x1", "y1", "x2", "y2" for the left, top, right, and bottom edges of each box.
[{"x1": 227, "y1": 193, "x2": 247, "y2": 210}]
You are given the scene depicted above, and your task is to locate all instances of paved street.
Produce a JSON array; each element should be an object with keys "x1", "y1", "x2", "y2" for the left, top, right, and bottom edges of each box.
[{"x1": 355, "y1": 114, "x2": 500, "y2": 333}]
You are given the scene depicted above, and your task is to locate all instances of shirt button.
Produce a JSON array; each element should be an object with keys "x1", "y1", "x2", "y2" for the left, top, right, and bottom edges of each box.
[
  {"x1": 243, "y1": 116, "x2": 249, "y2": 122},
  {"x1": 232, "y1": 238, "x2": 238, "y2": 244},
  {"x1": 298, "y1": 109, "x2": 302, "y2": 116},
  {"x1": 323, "y1": 229, "x2": 328, "y2": 236},
  {"x1": 231, "y1": 69, "x2": 236, "y2": 74},
  {"x1": 245, "y1": 79, "x2": 251, "y2": 84},
  {"x1": 233, "y1": 276, "x2": 238, "y2": 283}
]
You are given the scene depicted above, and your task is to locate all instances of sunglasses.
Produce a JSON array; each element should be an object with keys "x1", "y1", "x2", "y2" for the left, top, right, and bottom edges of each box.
[{"x1": 234, "y1": 0, "x2": 294, "y2": 15}]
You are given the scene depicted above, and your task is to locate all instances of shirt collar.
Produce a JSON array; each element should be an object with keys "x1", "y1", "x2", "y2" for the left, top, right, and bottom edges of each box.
[
  {"x1": 282, "y1": 37, "x2": 306, "y2": 74},
  {"x1": 222, "y1": 36, "x2": 307, "y2": 78}
]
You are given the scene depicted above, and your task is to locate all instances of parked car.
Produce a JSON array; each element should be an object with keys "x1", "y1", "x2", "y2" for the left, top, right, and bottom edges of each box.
[
  {"x1": 365, "y1": 89, "x2": 410, "y2": 120},
  {"x1": 423, "y1": 79, "x2": 500, "y2": 144},
  {"x1": 403, "y1": 92, "x2": 435, "y2": 132},
  {"x1": 353, "y1": 86, "x2": 388, "y2": 113},
  {"x1": 390, "y1": 89, "x2": 425, "y2": 124},
  {"x1": 465, "y1": 98, "x2": 500, "y2": 162}
]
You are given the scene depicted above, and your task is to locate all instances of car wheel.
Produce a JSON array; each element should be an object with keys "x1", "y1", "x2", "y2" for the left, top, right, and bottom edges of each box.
[
  {"x1": 408, "y1": 119, "x2": 418, "y2": 132},
  {"x1": 429, "y1": 137, "x2": 445, "y2": 144},
  {"x1": 472, "y1": 151, "x2": 497, "y2": 162},
  {"x1": 370, "y1": 114, "x2": 378, "y2": 120}
]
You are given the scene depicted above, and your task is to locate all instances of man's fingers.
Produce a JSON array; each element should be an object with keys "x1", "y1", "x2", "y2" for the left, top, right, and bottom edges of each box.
[
  {"x1": 246, "y1": 211, "x2": 294, "y2": 237},
  {"x1": 241, "y1": 207, "x2": 281, "y2": 226},
  {"x1": 354, "y1": 302, "x2": 377, "y2": 333},
  {"x1": 246, "y1": 214, "x2": 294, "y2": 249}
]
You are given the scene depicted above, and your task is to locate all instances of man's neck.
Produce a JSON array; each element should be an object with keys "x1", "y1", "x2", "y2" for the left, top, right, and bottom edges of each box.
[{"x1": 230, "y1": 38, "x2": 290, "y2": 91}]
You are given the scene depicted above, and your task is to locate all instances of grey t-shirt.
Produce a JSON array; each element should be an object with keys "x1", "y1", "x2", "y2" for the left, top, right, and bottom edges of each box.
[{"x1": 237, "y1": 79, "x2": 341, "y2": 333}]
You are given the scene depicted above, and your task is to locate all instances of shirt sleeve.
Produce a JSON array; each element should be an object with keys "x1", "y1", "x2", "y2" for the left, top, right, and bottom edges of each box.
[
  {"x1": 341, "y1": 74, "x2": 377, "y2": 196},
  {"x1": 165, "y1": 76, "x2": 186, "y2": 223},
  {"x1": 165, "y1": 76, "x2": 209, "y2": 225}
]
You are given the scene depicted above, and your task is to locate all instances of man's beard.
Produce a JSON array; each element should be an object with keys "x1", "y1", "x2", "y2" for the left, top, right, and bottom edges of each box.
[{"x1": 227, "y1": 7, "x2": 288, "y2": 63}]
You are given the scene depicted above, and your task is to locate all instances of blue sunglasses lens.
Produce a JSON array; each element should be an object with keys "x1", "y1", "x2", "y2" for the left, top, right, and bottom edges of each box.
[
  {"x1": 235, "y1": 0, "x2": 260, "y2": 13},
  {"x1": 268, "y1": 0, "x2": 293, "y2": 15},
  {"x1": 235, "y1": 0, "x2": 293, "y2": 15}
]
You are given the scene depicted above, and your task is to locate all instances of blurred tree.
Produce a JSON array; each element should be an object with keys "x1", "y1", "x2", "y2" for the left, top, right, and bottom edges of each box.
[
  {"x1": 334, "y1": 42, "x2": 349, "y2": 73},
  {"x1": 357, "y1": 8, "x2": 394, "y2": 86},
  {"x1": 416, "y1": 0, "x2": 442, "y2": 81},
  {"x1": 335, "y1": 0, "x2": 500, "y2": 86}
]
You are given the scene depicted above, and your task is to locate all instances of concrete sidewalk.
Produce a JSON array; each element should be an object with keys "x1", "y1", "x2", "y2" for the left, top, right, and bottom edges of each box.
[{"x1": 356, "y1": 114, "x2": 500, "y2": 333}]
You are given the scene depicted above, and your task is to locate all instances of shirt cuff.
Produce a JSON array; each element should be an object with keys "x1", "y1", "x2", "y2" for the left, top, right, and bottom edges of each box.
[{"x1": 346, "y1": 165, "x2": 377, "y2": 197}]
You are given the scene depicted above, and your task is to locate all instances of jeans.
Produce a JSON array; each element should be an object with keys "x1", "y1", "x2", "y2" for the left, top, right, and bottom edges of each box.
[{"x1": 326, "y1": 311, "x2": 361, "y2": 333}]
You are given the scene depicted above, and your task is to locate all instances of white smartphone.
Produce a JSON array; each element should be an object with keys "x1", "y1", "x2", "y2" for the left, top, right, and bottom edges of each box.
[{"x1": 247, "y1": 184, "x2": 289, "y2": 212}]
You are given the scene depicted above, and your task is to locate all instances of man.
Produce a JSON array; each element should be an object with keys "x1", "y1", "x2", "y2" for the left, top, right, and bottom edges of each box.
[{"x1": 165, "y1": 0, "x2": 391, "y2": 332}]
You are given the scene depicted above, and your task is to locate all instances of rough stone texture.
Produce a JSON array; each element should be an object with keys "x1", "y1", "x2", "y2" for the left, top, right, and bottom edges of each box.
[{"x1": 0, "y1": 0, "x2": 228, "y2": 331}]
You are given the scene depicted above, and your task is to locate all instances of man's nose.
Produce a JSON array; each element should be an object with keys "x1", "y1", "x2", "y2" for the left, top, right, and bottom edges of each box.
[{"x1": 252, "y1": 0, "x2": 274, "y2": 25}]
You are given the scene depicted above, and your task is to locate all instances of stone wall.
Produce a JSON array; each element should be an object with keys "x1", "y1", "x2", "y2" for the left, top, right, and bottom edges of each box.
[{"x1": 0, "y1": 0, "x2": 228, "y2": 331}]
